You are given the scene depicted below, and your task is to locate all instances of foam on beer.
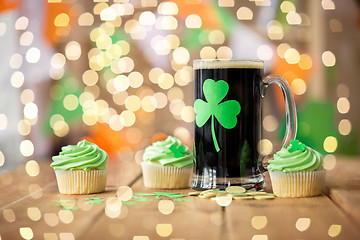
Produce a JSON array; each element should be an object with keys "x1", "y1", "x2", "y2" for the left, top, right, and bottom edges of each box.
[{"x1": 193, "y1": 60, "x2": 264, "y2": 70}]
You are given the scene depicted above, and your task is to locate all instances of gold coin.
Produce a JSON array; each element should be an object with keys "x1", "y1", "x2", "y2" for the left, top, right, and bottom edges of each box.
[
  {"x1": 210, "y1": 197, "x2": 216, "y2": 201},
  {"x1": 228, "y1": 193, "x2": 247, "y2": 196},
  {"x1": 188, "y1": 191, "x2": 200, "y2": 196},
  {"x1": 233, "y1": 196, "x2": 254, "y2": 200},
  {"x1": 204, "y1": 192, "x2": 217, "y2": 198},
  {"x1": 254, "y1": 195, "x2": 275, "y2": 200},
  {"x1": 225, "y1": 186, "x2": 246, "y2": 194},
  {"x1": 200, "y1": 189, "x2": 220, "y2": 195},
  {"x1": 198, "y1": 195, "x2": 210, "y2": 199},
  {"x1": 245, "y1": 191, "x2": 267, "y2": 196}
]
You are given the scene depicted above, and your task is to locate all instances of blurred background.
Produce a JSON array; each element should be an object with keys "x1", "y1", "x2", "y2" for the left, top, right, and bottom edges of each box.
[{"x1": 0, "y1": 0, "x2": 359, "y2": 171}]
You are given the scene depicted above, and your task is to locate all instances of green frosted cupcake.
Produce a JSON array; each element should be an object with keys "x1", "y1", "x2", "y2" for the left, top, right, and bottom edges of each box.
[
  {"x1": 142, "y1": 136, "x2": 194, "y2": 189},
  {"x1": 268, "y1": 140, "x2": 325, "y2": 197},
  {"x1": 51, "y1": 140, "x2": 108, "y2": 194}
]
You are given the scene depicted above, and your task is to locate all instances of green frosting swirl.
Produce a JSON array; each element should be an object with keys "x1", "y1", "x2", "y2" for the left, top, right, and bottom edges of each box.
[
  {"x1": 51, "y1": 140, "x2": 108, "y2": 171},
  {"x1": 142, "y1": 136, "x2": 194, "y2": 168},
  {"x1": 268, "y1": 141, "x2": 323, "y2": 173}
]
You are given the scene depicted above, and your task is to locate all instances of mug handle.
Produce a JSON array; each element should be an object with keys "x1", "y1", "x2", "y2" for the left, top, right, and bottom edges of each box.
[{"x1": 260, "y1": 74, "x2": 298, "y2": 170}]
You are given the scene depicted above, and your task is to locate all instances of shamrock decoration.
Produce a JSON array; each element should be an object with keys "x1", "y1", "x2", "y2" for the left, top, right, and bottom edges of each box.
[
  {"x1": 288, "y1": 140, "x2": 306, "y2": 153},
  {"x1": 169, "y1": 144, "x2": 186, "y2": 158},
  {"x1": 194, "y1": 79, "x2": 241, "y2": 152}
]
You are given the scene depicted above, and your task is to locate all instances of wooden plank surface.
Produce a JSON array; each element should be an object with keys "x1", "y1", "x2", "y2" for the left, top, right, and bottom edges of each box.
[
  {"x1": 82, "y1": 177, "x2": 360, "y2": 240},
  {"x1": 325, "y1": 157, "x2": 360, "y2": 193},
  {"x1": 82, "y1": 177, "x2": 224, "y2": 240},
  {"x1": 325, "y1": 157, "x2": 360, "y2": 230},
  {"x1": 226, "y1": 196, "x2": 360, "y2": 240},
  {"x1": 0, "y1": 159, "x2": 141, "y2": 240},
  {"x1": 0, "y1": 160, "x2": 56, "y2": 208},
  {"x1": 330, "y1": 189, "x2": 360, "y2": 227},
  {"x1": 1, "y1": 157, "x2": 360, "y2": 240}
]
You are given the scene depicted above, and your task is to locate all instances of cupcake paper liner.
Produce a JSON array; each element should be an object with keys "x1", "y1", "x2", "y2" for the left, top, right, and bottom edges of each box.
[
  {"x1": 141, "y1": 162, "x2": 192, "y2": 189},
  {"x1": 269, "y1": 170, "x2": 326, "y2": 198},
  {"x1": 55, "y1": 169, "x2": 107, "y2": 194}
]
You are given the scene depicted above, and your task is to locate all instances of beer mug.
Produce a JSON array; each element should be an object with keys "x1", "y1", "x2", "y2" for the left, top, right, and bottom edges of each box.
[{"x1": 192, "y1": 59, "x2": 297, "y2": 190}]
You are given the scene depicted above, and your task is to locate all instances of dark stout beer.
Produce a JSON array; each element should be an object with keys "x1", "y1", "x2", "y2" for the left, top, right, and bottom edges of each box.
[{"x1": 192, "y1": 60, "x2": 264, "y2": 190}]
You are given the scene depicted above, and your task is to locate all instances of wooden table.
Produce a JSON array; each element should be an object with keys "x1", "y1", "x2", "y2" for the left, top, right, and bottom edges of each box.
[{"x1": 1, "y1": 157, "x2": 359, "y2": 240}]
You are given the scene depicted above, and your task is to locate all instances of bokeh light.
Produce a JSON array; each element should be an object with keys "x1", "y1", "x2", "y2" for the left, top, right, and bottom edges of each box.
[
  {"x1": 298, "y1": 54, "x2": 313, "y2": 70},
  {"x1": 323, "y1": 136, "x2": 338, "y2": 153},
  {"x1": 78, "y1": 12, "x2": 94, "y2": 26},
  {"x1": 267, "y1": 21, "x2": 284, "y2": 40},
  {"x1": 3, "y1": 209, "x2": 15, "y2": 222},
  {"x1": 9, "y1": 53, "x2": 22, "y2": 69},
  {"x1": 322, "y1": 0, "x2": 336, "y2": 10},
  {"x1": 0, "y1": 151, "x2": 4, "y2": 166},
  {"x1": 323, "y1": 154, "x2": 337, "y2": 170},
  {"x1": 158, "y1": 2, "x2": 178, "y2": 15},
  {"x1": 0, "y1": 114, "x2": 7, "y2": 130},
  {"x1": 65, "y1": 41, "x2": 81, "y2": 60},
  {"x1": 158, "y1": 73, "x2": 174, "y2": 90},
  {"x1": 181, "y1": 106, "x2": 195, "y2": 123},
  {"x1": 237, "y1": 7, "x2": 253, "y2": 20},
  {"x1": 252, "y1": 216, "x2": 268, "y2": 230},
  {"x1": 263, "y1": 115, "x2": 278, "y2": 132},
  {"x1": 200, "y1": 46, "x2": 216, "y2": 59},
  {"x1": 20, "y1": 140, "x2": 34, "y2": 157},
  {"x1": 217, "y1": 46, "x2": 233, "y2": 60},
  {"x1": 15, "y1": 16, "x2": 29, "y2": 30},
  {"x1": 26, "y1": 47, "x2": 41, "y2": 63},
  {"x1": 291, "y1": 78, "x2": 307, "y2": 95},
  {"x1": 120, "y1": 111, "x2": 136, "y2": 127},
  {"x1": 20, "y1": 31, "x2": 34, "y2": 46},
  {"x1": 328, "y1": 224, "x2": 342, "y2": 237},
  {"x1": 257, "y1": 45, "x2": 273, "y2": 61},
  {"x1": 216, "y1": 194, "x2": 232, "y2": 206},
  {"x1": 25, "y1": 160, "x2": 40, "y2": 177},
  {"x1": 100, "y1": 7, "x2": 117, "y2": 21},
  {"x1": 54, "y1": 13, "x2": 70, "y2": 27},
  {"x1": 63, "y1": 94, "x2": 79, "y2": 111},
  {"x1": 258, "y1": 139, "x2": 273, "y2": 155},
  {"x1": 286, "y1": 11, "x2": 302, "y2": 25},
  {"x1": 158, "y1": 200, "x2": 175, "y2": 215},
  {"x1": 24, "y1": 103, "x2": 38, "y2": 120},
  {"x1": 139, "y1": 11, "x2": 156, "y2": 26},
  {"x1": 19, "y1": 227, "x2": 34, "y2": 240},
  {"x1": 27, "y1": 207, "x2": 41, "y2": 222},
  {"x1": 329, "y1": 18, "x2": 343, "y2": 32},
  {"x1": 336, "y1": 84, "x2": 349, "y2": 98},
  {"x1": 296, "y1": 218, "x2": 311, "y2": 232},
  {"x1": 156, "y1": 224, "x2": 173, "y2": 237},
  {"x1": 284, "y1": 48, "x2": 300, "y2": 64},
  {"x1": 322, "y1": 51, "x2": 336, "y2": 67},
  {"x1": 280, "y1": 1, "x2": 296, "y2": 13},
  {"x1": 185, "y1": 14, "x2": 202, "y2": 28},
  {"x1": 337, "y1": 97, "x2": 350, "y2": 114},
  {"x1": 219, "y1": 0, "x2": 235, "y2": 7},
  {"x1": 338, "y1": 119, "x2": 351, "y2": 135}
]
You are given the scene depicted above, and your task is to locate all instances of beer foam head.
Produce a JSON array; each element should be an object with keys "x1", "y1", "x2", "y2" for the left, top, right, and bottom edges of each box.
[{"x1": 193, "y1": 59, "x2": 264, "y2": 70}]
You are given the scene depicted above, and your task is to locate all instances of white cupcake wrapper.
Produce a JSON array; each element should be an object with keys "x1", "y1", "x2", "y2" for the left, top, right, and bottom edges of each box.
[
  {"x1": 141, "y1": 162, "x2": 192, "y2": 189},
  {"x1": 55, "y1": 169, "x2": 107, "y2": 194},
  {"x1": 269, "y1": 170, "x2": 326, "y2": 198}
]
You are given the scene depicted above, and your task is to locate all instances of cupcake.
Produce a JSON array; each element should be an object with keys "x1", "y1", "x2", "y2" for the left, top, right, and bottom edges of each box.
[
  {"x1": 141, "y1": 136, "x2": 194, "y2": 189},
  {"x1": 268, "y1": 140, "x2": 325, "y2": 197},
  {"x1": 51, "y1": 139, "x2": 108, "y2": 194}
]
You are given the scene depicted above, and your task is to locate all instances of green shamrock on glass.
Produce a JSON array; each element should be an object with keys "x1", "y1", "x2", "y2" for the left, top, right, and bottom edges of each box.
[{"x1": 194, "y1": 79, "x2": 241, "y2": 152}]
